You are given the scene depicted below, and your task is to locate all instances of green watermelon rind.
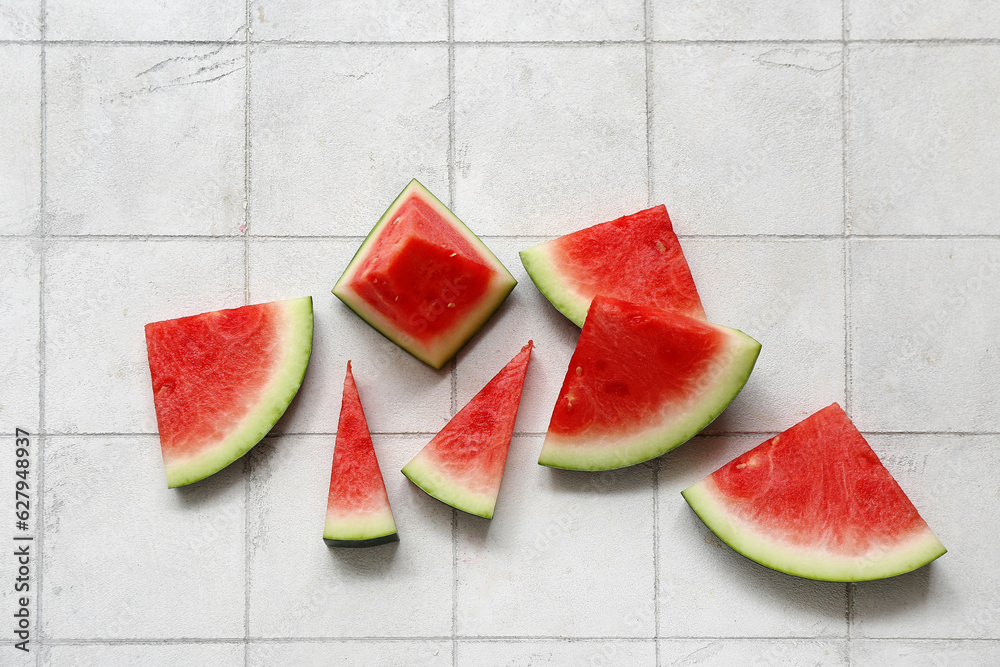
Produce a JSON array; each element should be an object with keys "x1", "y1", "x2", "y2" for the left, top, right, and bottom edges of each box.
[
  {"x1": 163, "y1": 297, "x2": 314, "y2": 488},
  {"x1": 519, "y1": 242, "x2": 590, "y2": 327},
  {"x1": 323, "y1": 509, "x2": 399, "y2": 547},
  {"x1": 401, "y1": 455, "x2": 497, "y2": 519},
  {"x1": 681, "y1": 477, "x2": 948, "y2": 582},
  {"x1": 537, "y1": 327, "x2": 761, "y2": 471},
  {"x1": 333, "y1": 179, "x2": 517, "y2": 370}
]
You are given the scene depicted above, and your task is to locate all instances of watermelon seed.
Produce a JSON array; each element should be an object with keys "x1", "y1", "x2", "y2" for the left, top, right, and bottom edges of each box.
[
  {"x1": 447, "y1": 302, "x2": 455, "y2": 308},
  {"x1": 736, "y1": 463, "x2": 747, "y2": 469},
  {"x1": 655, "y1": 240, "x2": 666, "y2": 253},
  {"x1": 450, "y1": 252, "x2": 457, "y2": 257},
  {"x1": 575, "y1": 366, "x2": 582, "y2": 376}
]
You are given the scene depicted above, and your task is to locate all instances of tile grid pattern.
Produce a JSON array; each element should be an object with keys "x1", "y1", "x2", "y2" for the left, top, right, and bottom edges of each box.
[{"x1": 3, "y1": 0, "x2": 999, "y2": 665}]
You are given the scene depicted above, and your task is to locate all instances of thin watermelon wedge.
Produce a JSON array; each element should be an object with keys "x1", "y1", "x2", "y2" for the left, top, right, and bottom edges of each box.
[
  {"x1": 538, "y1": 296, "x2": 759, "y2": 471},
  {"x1": 333, "y1": 179, "x2": 516, "y2": 369},
  {"x1": 519, "y1": 205, "x2": 705, "y2": 327},
  {"x1": 145, "y1": 297, "x2": 313, "y2": 488},
  {"x1": 682, "y1": 404, "x2": 946, "y2": 582},
  {"x1": 324, "y1": 362, "x2": 398, "y2": 547},
  {"x1": 401, "y1": 342, "x2": 533, "y2": 519}
]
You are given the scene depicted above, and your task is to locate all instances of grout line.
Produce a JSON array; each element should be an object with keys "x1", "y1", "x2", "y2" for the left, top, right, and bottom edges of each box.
[
  {"x1": 843, "y1": 0, "x2": 855, "y2": 654},
  {"x1": 10, "y1": 37, "x2": 1000, "y2": 47},
  {"x1": 243, "y1": 6, "x2": 252, "y2": 666},
  {"x1": 48, "y1": 635, "x2": 1000, "y2": 644},
  {"x1": 35, "y1": 429, "x2": 1000, "y2": 438},
  {"x1": 447, "y1": 4, "x2": 458, "y2": 666},
  {"x1": 36, "y1": 0, "x2": 47, "y2": 662},
  {"x1": 644, "y1": 0, "x2": 654, "y2": 211}
]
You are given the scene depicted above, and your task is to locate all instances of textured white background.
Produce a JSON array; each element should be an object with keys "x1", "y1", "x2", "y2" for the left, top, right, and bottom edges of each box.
[{"x1": 1, "y1": 0, "x2": 999, "y2": 665}]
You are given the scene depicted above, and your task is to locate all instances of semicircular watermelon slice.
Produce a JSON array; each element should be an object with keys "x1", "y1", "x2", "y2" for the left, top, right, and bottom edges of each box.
[
  {"x1": 538, "y1": 296, "x2": 759, "y2": 471},
  {"x1": 144, "y1": 297, "x2": 313, "y2": 488},
  {"x1": 519, "y1": 205, "x2": 705, "y2": 327},
  {"x1": 401, "y1": 342, "x2": 533, "y2": 519},
  {"x1": 333, "y1": 179, "x2": 516, "y2": 369},
  {"x1": 324, "y1": 362, "x2": 398, "y2": 547},
  {"x1": 682, "y1": 404, "x2": 947, "y2": 582}
]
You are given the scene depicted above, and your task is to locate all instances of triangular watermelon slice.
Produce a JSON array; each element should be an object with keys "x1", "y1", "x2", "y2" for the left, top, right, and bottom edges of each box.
[
  {"x1": 145, "y1": 297, "x2": 313, "y2": 488},
  {"x1": 682, "y1": 404, "x2": 947, "y2": 582},
  {"x1": 324, "y1": 362, "x2": 398, "y2": 547},
  {"x1": 401, "y1": 342, "x2": 533, "y2": 519},
  {"x1": 519, "y1": 205, "x2": 705, "y2": 327},
  {"x1": 538, "y1": 296, "x2": 759, "y2": 471}
]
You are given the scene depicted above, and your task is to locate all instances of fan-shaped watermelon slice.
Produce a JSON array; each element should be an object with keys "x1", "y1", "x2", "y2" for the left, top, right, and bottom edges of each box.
[
  {"x1": 401, "y1": 342, "x2": 533, "y2": 519},
  {"x1": 333, "y1": 179, "x2": 516, "y2": 369},
  {"x1": 145, "y1": 297, "x2": 313, "y2": 488},
  {"x1": 538, "y1": 297, "x2": 759, "y2": 471},
  {"x1": 324, "y1": 362, "x2": 398, "y2": 547},
  {"x1": 519, "y1": 205, "x2": 705, "y2": 327},
  {"x1": 682, "y1": 404, "x2": 946, "y2": 581}
]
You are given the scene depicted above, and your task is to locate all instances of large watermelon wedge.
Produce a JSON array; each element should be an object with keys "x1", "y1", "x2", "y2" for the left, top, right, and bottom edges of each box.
[
  {"x1": 333, "y1": 179, "x2": 516, "y2": 369},
  {"x1": 538, "y1": 297, "x2": 759, "y2": 471},
  {"x1": 519, "y1": 205, "x2": 705, "y2": 327},
  {"x1": 324, "y1": 362, "x2": 398, "y2": 547},
  {"x1": 682, "y1": 404, "x2": 947, "y2": 582},
  {"x1": 145, "y1": 297, "x2": 313, "y2": 488},
  {"x1": 401, "y1": 342, "x2": 533, "y2": 519}
]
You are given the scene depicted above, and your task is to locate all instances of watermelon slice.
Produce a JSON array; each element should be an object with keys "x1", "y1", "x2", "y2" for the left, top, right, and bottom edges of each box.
[
  {"x1": 519, "y1": 205, "x2": 705, "y2": 327},
  {"x1": 333, "y1": 179, "x2": 517, "y2": 369},
  {"x1": 401, "y1": 342, "x2": 533, "y2": 518},
  {"x1": 324, "y1": 362, "x2": 398, "y2": 547},
  {"x1": 145, "y1": 297, "x2": 313, "y2": 488},
  {"x1": 537, "y1": 296, "x2": 759, "y2": 471},
  {"x1": 682, "y1": 404, "x2": 947, "y2": 582}
]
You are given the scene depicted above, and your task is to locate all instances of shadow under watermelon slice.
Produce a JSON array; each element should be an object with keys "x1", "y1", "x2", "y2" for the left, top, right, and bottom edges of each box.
[{"x1": 682, "y1": 403, "x2": 947, "y2": 582}]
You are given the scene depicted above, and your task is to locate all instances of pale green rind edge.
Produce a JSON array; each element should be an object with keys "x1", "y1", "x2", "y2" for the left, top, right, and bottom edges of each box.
[
  {"x1": 401, "y1": 454, "x2": 497, "y2": 519},
  {"x1": 332, "y1": 179, "x2": 517, "y2": 369},
  {"x1": 164, "y1": 297, "x2": 314, "y2": 488},
  {"x1": 681, "y1": 477, "x2": 948, "y2": 582},
  {"x1": 537, "y1": 327, "x2": 761, "y2": 471},
  {"x1": 323, "y1": 507, "x2": 398, "y2": 543},
  {"x1": 519, "y1": 242, "x2": 588, "y2": 327}
]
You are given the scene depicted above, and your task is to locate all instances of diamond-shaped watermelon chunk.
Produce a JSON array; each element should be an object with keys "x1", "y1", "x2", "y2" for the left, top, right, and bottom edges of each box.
[
  {"x1": 682, "y1": 404, "x2": 947, "y2": 581},
  {"x1": 333, "y1": 179, "x2": 516, "y2": 369}
]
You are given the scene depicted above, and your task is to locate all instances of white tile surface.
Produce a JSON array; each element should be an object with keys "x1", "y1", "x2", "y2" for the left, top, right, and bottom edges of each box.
[
  {"x1": 0, "y1": 238, "x2": 39, "y2": 432},
  {"x1": 455, "y1": 0, "x2": 644, "y2": 41},
  {"x1": 456, "y1": 436, "x2": 655, "y2": 637},
  {"x1": 848, "y1": 0, "x2": 1000, "y2": 39},
  {"x1": 248, "y1": 640, "x2": 452, "y2": 666},
  {"x1": 0, "y1": 44, "x2": 40, "y2": 235},
  {"x1": 42, "y1": 643, "x2": 245, "y2": 667},
  {"x1": 453, "y1": 45, "x2": 648, "y2": 236},
  {"x1": 853, "y1": 639, "x2": 1000, "y2": 667},
  {"x1": 45, "y1": 45, "x2": 246, "y2": 236},
  {"x1": 0, "y1": 0, "x2": 37, "y2": 40},
  {"x1": 250, "y1": 44, "x2": 449, "y2": 237},
  {"x1": 249, "y1": 239, "x2": 452, "y2": 434},
  {"x1": 46, "y1": 0, "x2": 245, "y2": 41},
  {"x1": 848, "y1": 45, "x2": 1000, "y2": 235},
  {"x1": 659, "y1": 639, "x2": 848, "y2": 666},
  {"x1": 853, "y1": 434, "x2": 1000, "y2": 640},
  {"x1": 455, "y1": 237, "x2": 579, "y2": 435},
  {"x1": 658, "y1": 435, "x2": 849, "y2": 637},
  {"x1": 42, "y1": 436, "x2": 246, "y2": 639},
  {"x1": 248, "y1": 435, "x2": 454, "y2": 638},
  {"x1": 850, "y1": 239, "x2": 1000, "y2": 432},
  {"x1": 652, "y1": 0, "x2": 842, "y2": 40},
  {"x1": 458, "y1": 640, "x2": 657, "y2": 666},
  {"x1": 43, "y1": 239, "x2": 245, "y2": 434},
  {"x1": 684, "y1": 238, "x2": 846, "y2": 433},
  {"x1": 651, "y1": 43, "x2": 844, "y2": 236},
  {"x1": 250, "y1": 0, "x2": 448, "y2": 42}
]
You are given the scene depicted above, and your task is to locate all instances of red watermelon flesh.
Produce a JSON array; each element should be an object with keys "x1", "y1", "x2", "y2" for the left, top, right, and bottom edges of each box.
[
  {"x1": 401, "y1": 342, "x2": 533, "y2": 518},
  {"x1": 538, "y1": 297, "x2": 760, "y2": 471},
  {"x1": 145, "y1": 297, "x2": 313, "y2": 488},
  {"x1": 519, "y1": 205, "x2": 705, "y2": 326},
  {"x1": 682, "y1": 404, "x2": 946, "y2": 581},
  {"x1": 334, "y1": 179, "x2": 516, "y2": 369},
  {"x1": 324, "y1": 362, "x2": 398, "y2": 547}
]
